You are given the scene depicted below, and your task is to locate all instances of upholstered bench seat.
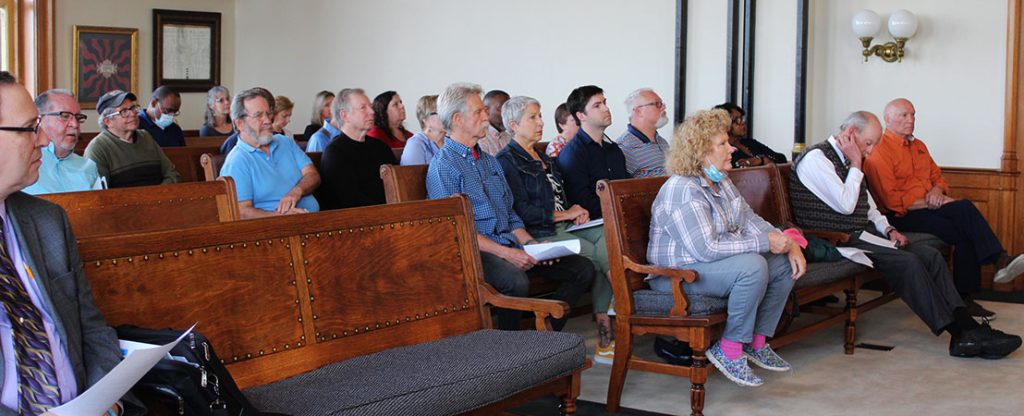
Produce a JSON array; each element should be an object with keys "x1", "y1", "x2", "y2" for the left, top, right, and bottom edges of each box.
[{"x1": 243, "y1": 329, "x2": 585, "y2": 416}]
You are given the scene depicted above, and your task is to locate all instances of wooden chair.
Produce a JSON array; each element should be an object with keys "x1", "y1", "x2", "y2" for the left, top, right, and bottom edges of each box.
[{"x1": 39, "y1": 177, "x2": 240, "y2": 239}]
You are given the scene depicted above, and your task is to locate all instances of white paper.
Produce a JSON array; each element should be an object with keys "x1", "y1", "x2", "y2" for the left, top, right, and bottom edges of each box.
[
  {"x1": 565, "y1": 218, "x2": 604, "y2": 233},
  {"x1": 858, "y1": 232, "x2": 897, "y2": 249},
  {"x1": 837, "y1": 247, "x2": 874, "y2": 268},
  {"x1": 524, "y1": 239, "x2": 580, "y2": 261},
  {"x1": 50, "y1": 324, "x2": 196, "y2": 416}
]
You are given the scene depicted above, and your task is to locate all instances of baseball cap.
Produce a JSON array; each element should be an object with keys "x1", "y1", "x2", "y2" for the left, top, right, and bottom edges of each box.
[{"x1": 96, "y1": 90, "x2": 138, "y2": 116}]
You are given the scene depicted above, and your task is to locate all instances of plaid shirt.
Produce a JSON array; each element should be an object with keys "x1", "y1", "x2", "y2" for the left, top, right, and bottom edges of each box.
[
  {"x1": 648, "y1": 175, "x2": 776, "y2": 270},
  {"x1": 427, "y1": 137, "x2": 525, "y2": 247}
]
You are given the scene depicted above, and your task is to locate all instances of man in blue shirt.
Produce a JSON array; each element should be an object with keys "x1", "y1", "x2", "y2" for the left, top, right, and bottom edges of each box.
[
  {"x1": 137, "y1": 86, "x2": 185, "y2": 147},
  {"x1": 305, "y1": 116, "x2": 341, "y2": 152},
  {"x1": 556, "y1": 85, "x2": 630, "y2": 219},
  {"x1": 23, "y1": 89, "x2": 102, "y2": 194},
  {"x1": 426, "y1": 82, "x2": 593, "y2": 331},
  {"x1": 220, "y1": 88, "x2": 320, "y2": 218}
]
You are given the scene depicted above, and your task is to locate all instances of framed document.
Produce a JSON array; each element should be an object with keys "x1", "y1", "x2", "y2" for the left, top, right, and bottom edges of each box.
[
  {"x1": 153, "y1": 9, "x2": 221, "y2": 92},
  {"x1": 72, "y1": 25, "x2": 138, "y2": 109}
]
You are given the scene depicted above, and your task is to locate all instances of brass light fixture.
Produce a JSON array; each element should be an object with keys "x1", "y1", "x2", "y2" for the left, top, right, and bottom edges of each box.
[{"x1": 852, "y1": 9, "x2": 919, "y2": 63}]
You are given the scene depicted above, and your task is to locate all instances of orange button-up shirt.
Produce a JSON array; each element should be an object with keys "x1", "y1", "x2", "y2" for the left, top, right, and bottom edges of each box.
[{"x1": 863, "y1": 130, "x2": 949, "y2": 217}]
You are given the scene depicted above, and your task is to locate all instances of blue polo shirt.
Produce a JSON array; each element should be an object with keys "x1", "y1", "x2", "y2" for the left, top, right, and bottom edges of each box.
[
  {"x1": 556, "y1": 129, "x2": 629, "y2": 219},
  {"x1": 137, "y1": 110, "x2": 186, "y2": 147},
  {"x1": 305, "y1": 118, "x2": 341, "y2": 152},
  {"x1": 23, "y1": 143, "x2": 102, "y2": 195},
  {"x1": 220, "y1": 134, "x2": 319, "y2": 213}
]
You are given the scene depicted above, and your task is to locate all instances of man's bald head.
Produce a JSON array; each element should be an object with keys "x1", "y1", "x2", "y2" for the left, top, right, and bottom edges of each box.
[{"x1": 883, "y1": 98, "x2": 916, "y2": 139}]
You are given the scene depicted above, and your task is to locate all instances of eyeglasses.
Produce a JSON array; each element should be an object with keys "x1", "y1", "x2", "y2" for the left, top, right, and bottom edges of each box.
[
  {"x1": 104, "y1": 105, "x2": 141, "y2": 120},
  {"x1": 0, "y1": 117, "x2": 41, "y2": 134},
  {"x1": 40, "y1": 111, "x2": 88, "y2": 124},
  {"x1": 635, "y1": 101, "x2": 665, "y2": 110},
  {"x1": 732, "y1": 116, "x2": 746, "y2": 125},
  {"x1": 241, "y1": 111, "x2": 272, "y2": 121}
]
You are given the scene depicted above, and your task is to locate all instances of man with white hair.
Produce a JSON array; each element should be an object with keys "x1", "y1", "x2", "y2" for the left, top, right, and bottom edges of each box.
[
  {"x1": 84, "y1": 89, "x2": 179, "y2": 188},
  {"x1": 220, "y1": 87, "x2": 320, "y2": 219},
  {"x1": 426, "y1": 82, "x2": 593, "y2": 331},
  {"x1": 615, "y1": 88, "x2": 670, "y2": 177},
  {"x1": 23, "y1": 89, "x2": 102, "y2": 194}
]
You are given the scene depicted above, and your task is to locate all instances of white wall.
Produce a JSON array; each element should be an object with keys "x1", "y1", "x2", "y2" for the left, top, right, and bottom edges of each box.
[
  {"x1": 54, "y1": 0, "x2": 235, "y2": 133},
  {"x1": 233, "y1": 0, "x2": 677, "y2": 141}
]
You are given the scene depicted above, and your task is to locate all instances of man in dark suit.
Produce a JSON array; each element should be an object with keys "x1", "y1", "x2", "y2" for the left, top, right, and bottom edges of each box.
[{"x1": 0, "y1": 71, "x2": 144, "y2": 415}]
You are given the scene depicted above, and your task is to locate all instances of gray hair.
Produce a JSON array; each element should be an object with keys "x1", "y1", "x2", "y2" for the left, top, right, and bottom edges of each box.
[
  {"x1": 205, "y1": 86, "x2": 231, "y2": 126},
  {"x1": 230, "y1": 87, "x2": 274, "y2": 122},
  {"x1": 310, "y1": 90, "x2": 334, "y2": 125},
  {"x1": 623, "y1": 88, "x2": 654, "y2": 114},
  {"x1": 438, "y1": 82, "x2": 483, "y2": 132},
  {"x1": 34, "y1": 89, "x2": 75, "y2": 112},
  {"x1": 330, "y1": 88, "x2": 366, "y2": 127},
  {"x1": 501, "y1": 96, "x2": 540, "y2": 133},
  {"x1": 838, "y1": 111, "x2": 876, "y2": 134}
]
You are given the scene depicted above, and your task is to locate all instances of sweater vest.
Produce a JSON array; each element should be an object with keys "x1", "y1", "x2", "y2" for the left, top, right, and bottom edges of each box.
[{"x1": 788, "y1": 141, "x2": 871, "y2": 233}]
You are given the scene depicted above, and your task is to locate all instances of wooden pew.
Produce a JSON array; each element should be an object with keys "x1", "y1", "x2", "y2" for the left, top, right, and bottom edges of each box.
[
  {"x1": 201, "y1": 152, "x2": 322, "y2": 181},
  {"x1": 78, "y1": 196, "x2": 589, "y2": 415},
  {"x1": 163, "y1": 145, "x2": 222, "y2": 183},
  {"x1": 39, "y1": 177, "x2": 240, "y2": 240},
  {"x1": 184, "y1": 136, "x2": 229, "y2": 147}
]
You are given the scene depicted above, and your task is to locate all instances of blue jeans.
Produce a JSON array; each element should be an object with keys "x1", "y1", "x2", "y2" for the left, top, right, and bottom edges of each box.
[{"x1": 649, "y1": 253, "x2": 795, "y2": 343}]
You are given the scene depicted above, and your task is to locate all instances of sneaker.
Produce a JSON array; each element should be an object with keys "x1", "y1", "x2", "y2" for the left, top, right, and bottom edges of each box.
[
  {"x1": 743, "y1": 344, "x2": 791, "y2": 372},
  {"x1": 654, "y1": 337, "x2": 693, "y2": 366},
  {"x1": 994, "y1": 253, "x2": 1024, "y2": 283},
  {"x1": 607, "y1": 301, "x2": 616, "y2": 316},
  {"x1": 594, "y1": 341, "x2": 615, "y2": 365},
  {"x1": 706, "y1": 342, "x2": 763, "y2": 387},
  {"x1": 963, "y1": 298, "x2": 997, "y2": 321},
  {"x1": 949, "y1": 324, "x2": 1023, "y2": 359}
]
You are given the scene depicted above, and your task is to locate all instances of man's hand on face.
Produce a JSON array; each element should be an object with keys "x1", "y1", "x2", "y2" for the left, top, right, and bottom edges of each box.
[{"x1": 836, "y1": 132, "x2": 863, "y2": 169}]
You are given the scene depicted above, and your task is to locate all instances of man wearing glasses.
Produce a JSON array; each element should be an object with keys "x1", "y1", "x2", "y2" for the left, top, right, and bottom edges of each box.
[
  {"x1": 84, "y1": 90, "x2": 180, "y2": 188},
  {"x1": 713, "y1": 102, "x2": 788, "y2": 168},
  {"x1": 138, "y1": 86, "x2": 185, "y2": 147},
  {"x1": 615, "y1": 88, "x2": 671, "y2": 178},
  {"x1": 23, "y1": 89, "x2": 103, "y2": 194}
]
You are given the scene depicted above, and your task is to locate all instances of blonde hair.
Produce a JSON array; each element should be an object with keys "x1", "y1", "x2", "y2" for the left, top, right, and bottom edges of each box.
[
  {"x1": 665, "y1": 109, "x2": 731, "y2": 176},
  {"x1": 274, "y1": 95, "x2": 294, "y2": 113},
  {"x1": 415, "y1": 95, "x2": 438, "y2": 129}
]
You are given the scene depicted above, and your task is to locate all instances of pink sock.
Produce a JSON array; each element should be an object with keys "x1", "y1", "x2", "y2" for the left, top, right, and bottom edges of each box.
[
  {"x1": 720, "y1": 339, "x2": 743, "y2": 360},
  {"x1": 751, "y1": 334, "x2": 767, "y2": 350}
]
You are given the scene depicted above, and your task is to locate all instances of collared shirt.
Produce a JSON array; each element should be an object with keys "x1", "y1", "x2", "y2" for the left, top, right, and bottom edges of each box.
[
  {"x1": 305, "y1": 119, "x2": 341, "y2": 152},
  {"x1": 545, "y1": 135, "x2": 570, "y2": 158},
  {"x1": 23, "y1": 143, "x2": 102, "y2": 195},
  {"x1": 137, "y1": 110, "x2": 185, "y2": 147},
  {"x1": 0, "y1": 201, "x2": 77, "y2": 410},
  {"x1": 647, "y1": 175, "x2": 775, "y2": 269},
  {"x1": 616, "y1": 124, "x2": 669, "y2": 178},
  {"x1": 555, "y1": 129, "x2": 630, "y2": 219},
  {"x1": 426, "y1": 137, "x2": 524, "y2": 247},
  {"x1": 478, "y1": 125, "x2": 511, "y2": 156},
  {"x1": 221, "y1": 134, "x2": 319, "y2": 213},
  {"x1": 399, "y1": 132, "x2": 441, "y2": 166},
  {"x1": 794, "y1": 136, "x2": 892, "y2": 234},
  {"x1": 863, "y1": 130, "x2": 949, "y2": 216}
]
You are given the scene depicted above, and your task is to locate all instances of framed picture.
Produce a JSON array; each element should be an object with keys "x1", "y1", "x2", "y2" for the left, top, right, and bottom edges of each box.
[
  {"x1": 153, "y1": 9, "x2": 221, "y2": 92},
  {"x1": 72, "y1": 25, "x2": 138, "y2": 110}
]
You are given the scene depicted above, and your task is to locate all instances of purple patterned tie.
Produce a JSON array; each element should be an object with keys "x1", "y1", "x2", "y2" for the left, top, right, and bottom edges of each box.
[{"x1": 0, "y1": 217, "x2": 61, "y2": 414}]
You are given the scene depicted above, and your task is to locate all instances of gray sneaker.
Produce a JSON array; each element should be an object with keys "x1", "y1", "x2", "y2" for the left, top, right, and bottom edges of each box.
[
  {"x1": 994, "y1": 254, "x2": 1024, "y2": 283},
  {"x1": 743, "y1": 344, "x2": 791, "y2": 372},
  {"x1": 706, "y1": 342, "x2": 763, "y2": 387}
]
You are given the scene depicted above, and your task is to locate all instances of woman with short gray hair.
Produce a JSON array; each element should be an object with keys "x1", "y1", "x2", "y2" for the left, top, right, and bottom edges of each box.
[{"x1": 200, "y1": 86, "x2": 232, "y2": 136}]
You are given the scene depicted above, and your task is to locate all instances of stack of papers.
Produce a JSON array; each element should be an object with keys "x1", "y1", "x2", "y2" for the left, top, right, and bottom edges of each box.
[
  {"x1": 565, "y1": 218, "x2": 603, "y2": 232},
  {"x1": 524, "y1": 240, "x2": 581, "y2": 261}
]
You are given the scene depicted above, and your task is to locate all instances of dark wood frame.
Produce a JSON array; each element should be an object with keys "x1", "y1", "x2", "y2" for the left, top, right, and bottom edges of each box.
[
  {"x1": 71, "y1": 25, "x2": 138, "y2": 109},
  {"x1": 152, "y1": 9, "x2": 221, "y2": 92},
  {"x1": 674, "y1": 0, "x2": 689, "y2": 123}
]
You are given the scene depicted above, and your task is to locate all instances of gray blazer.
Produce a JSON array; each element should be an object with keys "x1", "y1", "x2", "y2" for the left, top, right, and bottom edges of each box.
[{"x1": 1, "y1": 192, "x2": 144, "y2": 415}]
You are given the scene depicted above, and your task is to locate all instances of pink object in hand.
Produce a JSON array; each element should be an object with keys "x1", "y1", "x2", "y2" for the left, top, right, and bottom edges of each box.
[{"x1": 783, "y1": 228, "x2": 808, "y2": 249}]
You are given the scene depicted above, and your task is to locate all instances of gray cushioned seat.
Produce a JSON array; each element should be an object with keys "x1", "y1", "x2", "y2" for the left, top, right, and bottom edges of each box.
[
  {"x1": 795, "y1": 259, "x2": 869, "y2": 289},
  {"x1": 243, "y1": 329, "x2": 585, "y2": 416},
  {"x1": 633, "y1": 290, "x2": 728, "y2": 316}
]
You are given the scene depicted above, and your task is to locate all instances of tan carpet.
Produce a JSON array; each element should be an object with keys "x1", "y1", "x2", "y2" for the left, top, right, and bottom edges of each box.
[{"x1": 564, "y1": 296, "x2": 1024, "y2": 416}]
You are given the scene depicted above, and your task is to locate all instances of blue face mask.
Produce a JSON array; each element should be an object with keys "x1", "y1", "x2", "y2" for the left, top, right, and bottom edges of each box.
[
  {"x1": 703, "y1": 157, "x2": 726, "y2": 183},
  {"x1": 154, "y1": 113, "x2": 175, "y2": 129}
]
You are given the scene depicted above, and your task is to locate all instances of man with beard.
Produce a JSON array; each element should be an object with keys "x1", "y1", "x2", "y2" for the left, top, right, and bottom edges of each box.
[
  {"x1": 84, "y1": 90, "x2": 180, "y2": 188},
  {"x1": 23, "y1": 89, "x2": 102, "y2": 194},
  {"x1": 220, "y1": 87, "x2": 320, "y2": 219},
  {"x1": 615, "y1": 88, "x2": 671, "y2": 178}
]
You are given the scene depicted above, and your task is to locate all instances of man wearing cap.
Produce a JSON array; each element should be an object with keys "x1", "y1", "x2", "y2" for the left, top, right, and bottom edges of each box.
[
  {"x1": 137, "y1": 85, "x2": 186, "y2": 147},
  {"x1": 23, "y1": 89, "x2": 103, "y2": 194},
  {"x1": 84, "y1": 90, "x2": 180, "y2": 188}
]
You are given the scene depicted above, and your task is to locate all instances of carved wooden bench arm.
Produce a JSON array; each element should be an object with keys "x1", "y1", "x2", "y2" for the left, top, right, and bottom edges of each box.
[
  {"x1": 479, "y1": 283, "x2": 569, "y2": 331},
  {"x1": 622, "y1": 256, "x2": 699, "y2": 317}
]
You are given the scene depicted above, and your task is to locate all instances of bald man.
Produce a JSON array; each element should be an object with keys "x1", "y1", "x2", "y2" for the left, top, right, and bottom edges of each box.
[{"x1": 863, "y1": 98, "x2": 1024, "y2": 320}]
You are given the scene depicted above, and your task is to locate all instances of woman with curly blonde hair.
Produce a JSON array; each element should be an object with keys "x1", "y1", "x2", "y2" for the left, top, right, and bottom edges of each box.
[{"x1": 648, "y1": 109, "x2": 806, "y2": 387}]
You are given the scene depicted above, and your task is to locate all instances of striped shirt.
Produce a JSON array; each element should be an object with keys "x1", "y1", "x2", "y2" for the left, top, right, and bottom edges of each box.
[
  {"x1": 616, "y1": 124, "x2": 669, "y2": 178},
  {"x1": 647, "y1": 175, "x2": 776, "y2": 270}
]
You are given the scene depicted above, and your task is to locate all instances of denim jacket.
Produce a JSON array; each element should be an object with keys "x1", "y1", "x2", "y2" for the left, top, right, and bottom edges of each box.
[{"x1": 496, "y1": 140, "x2": 566, "y2": 238}]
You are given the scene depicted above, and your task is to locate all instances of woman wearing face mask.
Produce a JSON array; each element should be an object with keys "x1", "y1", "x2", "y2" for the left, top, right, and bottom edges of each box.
[
  {"x1": 646, "y1": 109, "x2": 806, "y2": 387},
  {"x1": 712, "y1": 102, "x2": 787, "y2": 168},
  {"x1": 366, "y1": 90, "x2": 413, "y2": 148}
]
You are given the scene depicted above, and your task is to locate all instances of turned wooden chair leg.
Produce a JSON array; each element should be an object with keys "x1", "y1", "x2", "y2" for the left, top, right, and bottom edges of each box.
[
  {"x1": 690, "y1": 348, "x2": 708, "y2": 416},
  {"x1": 844, "y1": 288, "x2": 858, "y2": 354},
  {"x1": 560, "y1": 372, "x2": 581, "y2": 416},
  {"x1": 605, "y1": 325, "x2": 633, "y2": 413}
]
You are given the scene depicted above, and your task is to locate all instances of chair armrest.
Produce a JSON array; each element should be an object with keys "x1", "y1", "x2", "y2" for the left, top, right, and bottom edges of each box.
[
  {"x1": 622, "y1": 257, "x2": 698, "y2": 317},
  {"x1": 804, "y1": 229, "x2": 850, "y2": 244},
  {"x1": 479, "y1": 282, "x2": 569, "y2": 331}
]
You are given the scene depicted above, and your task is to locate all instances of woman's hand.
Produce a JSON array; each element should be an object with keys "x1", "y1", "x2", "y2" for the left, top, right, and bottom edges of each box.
[
  {"x1": 568, "y1": 205, "x2": 590, "y2": 225},
  {"x1": 788, "y1": 245, "x2": 807, "y2": 280},
  {"x1": 767, "y1": 231, "x2": 793, "y2": 254}
]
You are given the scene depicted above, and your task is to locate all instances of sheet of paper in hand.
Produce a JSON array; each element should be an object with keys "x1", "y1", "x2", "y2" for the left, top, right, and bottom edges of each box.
[{"x1": 525, "y1": 239, "x2": 581, "y2": 261}]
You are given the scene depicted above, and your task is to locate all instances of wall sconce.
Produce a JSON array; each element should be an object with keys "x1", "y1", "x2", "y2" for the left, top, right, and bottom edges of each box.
[{"x1": 852, "y1": 9, "x2": 918, "y2": 63}]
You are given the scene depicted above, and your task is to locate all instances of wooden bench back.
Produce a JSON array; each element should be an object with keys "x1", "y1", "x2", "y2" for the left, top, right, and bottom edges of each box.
[
  {"x1": 201, "y1": 152, "x2": 323, "y2": 181},
  {"x1": 163, "y1": 146, "x2": 222, "y2": 183},
  {"x1": 596, "y1": 176, "x2": 669, "y2": 302},
  {"x1": 77, "y1": 196, "x2": 486, "y2": 389},
  {"x1": 39, "y1": 177, "x2": 240, "y2": 239},
  {"x1": 727, "y1": 164, "x2": 792, "y2": 226},
  {"x1": 184, "y1": 136, "x2": 229, "y2": 148},
  {"x1": 380, "y1": 164, "x2": 428, "y2": 203}
]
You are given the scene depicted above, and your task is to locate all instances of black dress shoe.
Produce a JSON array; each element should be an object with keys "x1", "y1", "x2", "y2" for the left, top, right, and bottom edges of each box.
[
  {"x1": 950, "y1": 324, "x2": 1022, "y2": 359},
  {"x1": 654, "y1": 337, "x2": 693, "y2": 366}
]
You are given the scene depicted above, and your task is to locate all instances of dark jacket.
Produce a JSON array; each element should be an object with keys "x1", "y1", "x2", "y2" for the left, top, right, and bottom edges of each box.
[{"x1": 496, "y1": 140, "x2": 565, "y2": 238}]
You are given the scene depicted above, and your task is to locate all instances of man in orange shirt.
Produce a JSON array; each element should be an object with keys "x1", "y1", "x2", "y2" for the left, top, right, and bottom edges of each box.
[{"x1": 864, "y1": 98, "x2": 1024, "y2": 320}]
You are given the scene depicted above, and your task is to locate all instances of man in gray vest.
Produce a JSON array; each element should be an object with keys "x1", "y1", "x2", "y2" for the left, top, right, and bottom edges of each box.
[{"x1": 790, "y1": 111, "x2": 1020, "y2": 359}]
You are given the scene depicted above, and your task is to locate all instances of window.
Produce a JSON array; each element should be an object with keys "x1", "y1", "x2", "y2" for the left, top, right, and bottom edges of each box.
[{"x1": 0, "y1": 0, "x2": 12, "y2": 72}]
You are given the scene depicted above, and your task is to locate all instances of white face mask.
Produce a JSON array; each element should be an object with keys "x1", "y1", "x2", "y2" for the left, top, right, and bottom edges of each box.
[
  {"x1": 155, "y1": 113, "x2": 175, "y2": 129},
  {"x1": 655, "y1": 113, "x2": 669, "y2": 129}
]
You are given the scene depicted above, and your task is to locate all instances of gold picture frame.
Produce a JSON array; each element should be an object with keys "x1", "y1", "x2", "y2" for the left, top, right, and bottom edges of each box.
[{"x1": 72, "y1": 25, "x2": 138, "y2": 109}]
